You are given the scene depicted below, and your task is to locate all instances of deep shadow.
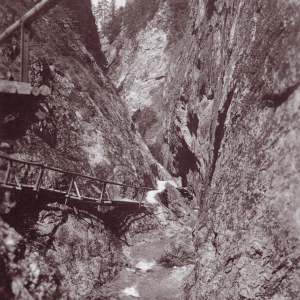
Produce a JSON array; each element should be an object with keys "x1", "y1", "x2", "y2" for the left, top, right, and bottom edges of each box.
[
  {"x1": 198, "y1": 83, "x2": 206, "y2": 98},
  {"x1": 0, "y1": 256, "x2": 14, "y2": 300},
  {"x1": 158, "y1": 189, "x2": 169, "y2": 208},
  {"x1": 65, "y1": 0, "x2": 108, "y2": 70},
  {"x1": 0, "y1": 93, "x2": 57, "y2": 147},
  {"x1": 170, "y1": 134, "x2": 199, "y2": 187},
  {"x1": 187, "y1": 112, "x2": 199, "y2": 137},
  {"x1": 177, "y1": 188, "x2": 194, "y2": 201},
  {"x1": 0, "y1": 93, "x2": 37, "y2": 140},
  {"x1": 263, "y1": 83, "x2": 299, "y2": 109},
  {"x1": 206, "y1": 0, "x2": 217, "y2": 20},
  {"x1": 2, "y1": 186, "x2": 150, "y2": 243},
  {"x1": 208, "y1": 88, "x2": 234, "y2": 184}
]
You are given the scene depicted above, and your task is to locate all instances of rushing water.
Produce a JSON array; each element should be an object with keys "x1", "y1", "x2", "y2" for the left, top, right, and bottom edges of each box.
[
  {"x1": 146, "y1": 180, "x2": 177, "y2": 204},
  {"x1": 105, "y1": 239, "x2": 193, "y2": 299},
  {"x1": 98, "y1": 180, "x2": 194, "y2": 299}
]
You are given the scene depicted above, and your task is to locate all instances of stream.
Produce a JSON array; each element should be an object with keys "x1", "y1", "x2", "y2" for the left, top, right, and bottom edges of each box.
[
  {"x1": 99, "y1": 237, "x2": 194, "y2": 299},
  {"x1": 98, "y1": 181, "x2": 195, "y2": 300}
]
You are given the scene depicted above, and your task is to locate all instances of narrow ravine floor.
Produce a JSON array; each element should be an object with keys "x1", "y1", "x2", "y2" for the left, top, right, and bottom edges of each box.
[
  {"x1": 99, "y1": 236, "x2": 194, "y2": 300},
  {"x1": 97, "y1": 181, "x2": 196, "y2": 300}
]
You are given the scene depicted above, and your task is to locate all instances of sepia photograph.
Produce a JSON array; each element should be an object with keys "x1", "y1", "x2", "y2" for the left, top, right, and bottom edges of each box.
[{"x1": 0, "y1": 0, "x2": 300, "y2": 299}]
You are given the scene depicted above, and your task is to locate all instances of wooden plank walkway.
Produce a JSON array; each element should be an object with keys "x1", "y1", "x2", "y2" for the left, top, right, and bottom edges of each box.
[
  {"x1": 0, "y1": 80, "x2": 51, "y2": 96},
  {"x1": 0, "y1": 154, "x2": 154, "y2": 211}
]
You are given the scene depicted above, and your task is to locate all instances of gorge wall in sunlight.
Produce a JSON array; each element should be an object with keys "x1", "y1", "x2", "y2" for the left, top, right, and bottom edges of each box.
[{"x1": 107, "y1": 0, "x2": 300, "y2": 298}]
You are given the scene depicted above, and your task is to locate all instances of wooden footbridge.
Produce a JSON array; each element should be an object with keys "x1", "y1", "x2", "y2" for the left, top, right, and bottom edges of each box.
[
  {"x1": 0, "y1": 154, "x2": 154, "y2": 213},
  {"x1": 0, "y1": 0, "x2": 156, "y2": 212}
]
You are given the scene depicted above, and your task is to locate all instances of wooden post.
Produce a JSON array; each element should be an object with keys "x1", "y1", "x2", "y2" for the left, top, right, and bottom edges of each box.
[
  {"x1": 14, "y1": 175, "x2": 22, "y2": 190},
  {"x1": 65, "y1": 176, "x2": 74, "y2": 205},
  {"x1": 98, "y1": 182, "x2": 106, "y2": 211},
  {"x1": 74, "y1": 180, "x2": 82, "y2": 200},
  {"x1": 139, "y1": 188, "x2": 145, "y2": 210},
  {"x1": 3, "y1": 160, "x2": 11, "y2": 185},
  {"x1": 33, "y1": 166, "x2": 44, "y2": 192},
  {"x1": 73, "y1": 205, "x2": 78, "y2": 215},
  {"x1": 20, "y1": 23, "x2": 30, "y2": 83}
]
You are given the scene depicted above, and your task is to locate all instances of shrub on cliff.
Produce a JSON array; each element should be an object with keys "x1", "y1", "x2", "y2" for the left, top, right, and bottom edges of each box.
[
  {"x1": 122, "y1": 0, "x2": 160, "y2": 39},
  {"x1": 166, "y1": 0, "x2": 190, "y2": 43},
  {"x1": 105, "y1": 7, "x2": 123, "y2": 44}
]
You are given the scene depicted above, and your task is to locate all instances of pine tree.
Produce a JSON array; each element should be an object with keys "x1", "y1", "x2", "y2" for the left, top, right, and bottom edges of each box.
[
  {"x1": 93, "y1": 0, "x2": 109, "y2": 34},
  {"x1": 106, "y1": 0, "x2": 122, "y2": 43},
  {"x1": 109, "y1": 0, "x2": 116, "y2": 20}
]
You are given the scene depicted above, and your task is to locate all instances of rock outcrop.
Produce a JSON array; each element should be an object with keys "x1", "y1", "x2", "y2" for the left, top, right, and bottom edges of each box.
[
  {"x1": 108, "y1": 0, "x2": 300, "y2": 298},
  {"x1": 107, "y1": 0, "x2": 190, "y2": 162},
  {"x1": 0, "y1": 0, "x2": 174, "y2": 298}
]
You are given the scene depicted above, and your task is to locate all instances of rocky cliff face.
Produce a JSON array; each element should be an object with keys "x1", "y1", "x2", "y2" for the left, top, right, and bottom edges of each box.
[
  {"x1": 106, "y1": 4, "x2": 169, "y2": 165},
  {"x1": 107, "y1": 0, "x2": 190, "y2": 164},
  {"x1": 109, "y1": 0, "x2": 300, "y2": 298},
  {"x1": 0, "y1": 0, "x2": 176, "y2": 298}
]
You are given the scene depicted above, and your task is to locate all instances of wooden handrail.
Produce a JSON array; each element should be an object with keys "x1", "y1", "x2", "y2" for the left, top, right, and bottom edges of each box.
[
  {"x1": 0, "y1": 0, "x2": 63, "y2": 45},
  {"x1": 0, "y1": 0, "x2": 64, "y2": 82},
  {"x1": 0, "y1": 154, "x2": 155, "y2": 191}
]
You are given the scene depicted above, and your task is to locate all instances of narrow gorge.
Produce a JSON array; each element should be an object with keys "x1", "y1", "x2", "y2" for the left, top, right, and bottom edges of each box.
[{"x1": 0, "y1": 0, "x2": 300, "y2": 299}]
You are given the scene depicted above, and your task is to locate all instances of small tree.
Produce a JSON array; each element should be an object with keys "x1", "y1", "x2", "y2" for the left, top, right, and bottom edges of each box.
[
  {"x1": 167, "y1": 0, "x2": 190, "y2": 43},
  {"x1": 122, "y1": 0, "x2": 160, "y2": 39},
  {"x1": 93, "y1": 0, "x2": 110, "y2": 34},
  {"x1": 105, "y1": 6, "x2": 123, "y2": 44}
]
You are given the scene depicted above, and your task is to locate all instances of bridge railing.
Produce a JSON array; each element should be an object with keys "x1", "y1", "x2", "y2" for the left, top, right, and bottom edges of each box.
[
  {"x1": 0, "y1": 154, "x2": 154, "y2": 210},
  {"x1": 0, "y1": 0, "x2": 64, "y2": 83}
]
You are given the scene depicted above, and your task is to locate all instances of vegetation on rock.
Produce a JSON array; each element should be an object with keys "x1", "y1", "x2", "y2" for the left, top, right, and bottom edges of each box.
[
  {"x1": 0, "y1": 0, "x2": 176, "y2": 298},
  {"x1": 106, "y1": 0, "x2": 300, "y2": 298}
]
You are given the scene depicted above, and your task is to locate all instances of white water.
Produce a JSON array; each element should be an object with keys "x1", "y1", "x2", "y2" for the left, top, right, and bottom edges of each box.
[
  {"x1": 146, "y1": 180, "x2": 177, "y2": 204},
  {"x1": 122, "y1": 285, "x2": 140, "y2": 297},
  {"x1": 99, "y1": 178, "x2": 194, "y2": 299},
  {"x1": 119, "y1": 180, "x2": 178, "y2": 297},
  {"x1": 135, "y1": 260, "x2": 156, "y2": 272}
]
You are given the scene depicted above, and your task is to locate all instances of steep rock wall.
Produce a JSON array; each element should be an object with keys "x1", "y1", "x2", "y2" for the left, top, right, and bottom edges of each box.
[
  {"x1": 107, "y1": 2, "x2": 170, "y2": 158},
  {"x1": 108, "y1": 0, "x2": 300, "y2": 298},
  {"x1": 0, "y1": 0, "x2": 173, "y2": 298},
  {"x1": 161, "y1": 0, "x2": 300, "y2": 298},
  {"x1": 107, "y1": 0, "x2": 190, "y2": 161}
]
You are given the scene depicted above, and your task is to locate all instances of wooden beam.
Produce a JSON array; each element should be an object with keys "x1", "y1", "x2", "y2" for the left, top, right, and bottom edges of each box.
[
  {"x1": 65, "y1": 176, "x2": 74, "y2": 205},
  {"x1": 4, "y1": 160, "x2": 11, "y2": 186},
  {"x1": 74, "y1": 181, "x2": 82, "y2": 200},
  {"x1": 0, "y1": 0, "x2": 64, "y2": 46},
  {"x1": 33, "y1": 166, "x2": 44, "y2": 192},
  {"x1": 39, "y1": 85, "x2": 51, "y2": 96},
  {"x1": 20, "y1": 23, "x2": 30, "y2": 83},
  {"x1": 0, "y1": 80, "x2": 32, "y2": 94}
]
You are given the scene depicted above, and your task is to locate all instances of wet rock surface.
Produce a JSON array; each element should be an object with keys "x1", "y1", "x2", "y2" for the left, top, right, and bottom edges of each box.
[
  {"x1": 1, "y1": 0, "x2": 300, "y2": 298},
  {"x1": 96, "y1": 183, "x2": 196, "y2": 300},
  {"x1": 0, "y1": 1, "x2": 175, "y2": 299},
  {"x1": 110, "y1": 0, "x2": 300, "y2": 298}
]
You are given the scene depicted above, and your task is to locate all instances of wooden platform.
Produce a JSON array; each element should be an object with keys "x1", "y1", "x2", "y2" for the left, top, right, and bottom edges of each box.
[
  {"x1": 0, "y1": 154, "x2": 153, "y2": 212},
  {"x1": 1, "y1": 183, "x2": 146, "y2": 208},
  {"x1": 0, "y1": 80, "x2": 32, "y2": 94},
  {"x1": 0, "y1": 80, "x2": 51, "y2": 96}
]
